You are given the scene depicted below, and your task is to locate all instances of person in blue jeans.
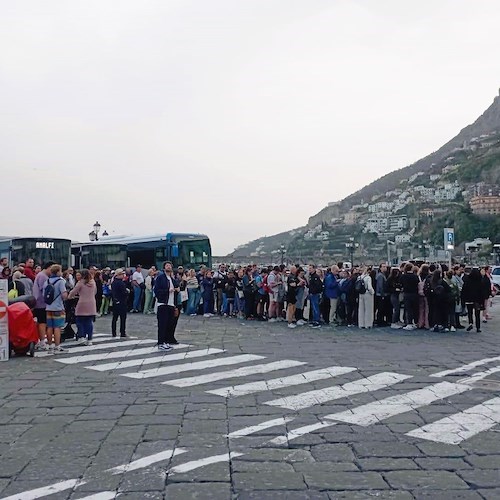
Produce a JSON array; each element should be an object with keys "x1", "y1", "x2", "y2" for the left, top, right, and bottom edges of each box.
[
  {"x1": 308, "y1": 264, "x2": 324, "y2": 328},
  {"x1": 201, "y1": 271, "x2": 215, "y2": 317},
  {"x1": 186, "y1": 269, "x2": 200, "y2": 315}
]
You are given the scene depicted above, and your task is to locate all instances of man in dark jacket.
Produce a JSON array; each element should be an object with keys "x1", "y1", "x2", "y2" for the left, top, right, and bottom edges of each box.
[
  {"x1": 308, "y1": 264, "x2": 324, "y2": 329},
  {"x1": 111, "y1": 269, "x2": 129, "y2": 338},
  {"x1": 154, "y1": 261, "x2": 180, "y2": 350}
]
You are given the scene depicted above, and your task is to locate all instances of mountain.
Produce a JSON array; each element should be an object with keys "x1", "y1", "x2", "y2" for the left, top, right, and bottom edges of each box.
[{"x1": 229, "y1": 90, "x2": 500, "y2": 263}]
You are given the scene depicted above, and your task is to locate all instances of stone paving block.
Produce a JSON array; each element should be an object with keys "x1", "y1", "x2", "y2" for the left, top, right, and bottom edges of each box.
[
  {"x1": 328, "y1": 492, "x2": 413, "y2": 500},
  {"x1": 0, "y1": 458, "x2": 31, "y2": 477},
  {"x1": 384, "y1": 470, "x2": 469, "y2": 490},
  {"x1": 411, "y1": 490, "x2": 483, "y2": 500},
  {"x1": 415, "y1": 442, "x2": 467, "y2": 457},
  {"x1": 357, "y1": 458, "x2": 419, "y2": 471},
  {"x1": 414, "y1": 457, "x2": 472, "y2": 470},
  {"x1": 352, "y1": 442, "x2": 422, "y2": 458},
  {"x1": 181, "y1": 419, "x2": 227, "y2": 434},
  {"x1": 168, "y1": 462, "x2": 230, "y2": 483},
  {"x1": 114, "y1": 492, "x2": 163, "y2": 500},
  {"x1": 164, "y1": 482, "x2": 231, "y2": 499},
  {"x1": 304, "y1": 471, "x2": 389, "y2": 491},
  {"x1": 232, "y1": 461, "x2": 295, "y2": 473},
  {"x1": 458, "y1": 469, "x2": 500, "y2": 488},
  {"x1": 239, "y1": 448, "x2": 315, "y2": 463},
  {"x1": 233, "y1": 471, "x2": 306, "y2": 490},
  {"x1": 465, "y1": 454, "x2": 500, "y2": 469},
  {"x1": 310, "y1": 444, "x2": 355, "y2": 462},
  {"x1": 239, "y1": 492, "x2": 328, "y2": 500},
  {"x1": 142, "y1": 424, "x2": 180, "y2": 442},
  {"x1": 293, "y1": 462, "x2": 359, "y2": 473},
  {"x1": 118, "y1": 468, "x2": 165, "y2": 491},
  {"x1": 478, "y1": 489, "x2": 500, "y2": 500},
  {"x1": 124, "y1": 404, "x2": 158, "y2": 416}
]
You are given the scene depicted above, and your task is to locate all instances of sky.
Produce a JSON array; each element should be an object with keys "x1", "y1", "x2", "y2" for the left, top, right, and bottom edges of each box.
[{"x1": 1, "y1": 0, "x2": 500, "y2": 255}]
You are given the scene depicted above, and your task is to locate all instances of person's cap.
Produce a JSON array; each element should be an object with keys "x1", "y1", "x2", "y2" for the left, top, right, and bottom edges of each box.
[
  {"x1": 104, "y1": 267, "x2": 111, "y2": 271},
  {"x1": 115, "y1": 268, "x2": 125, "y2": 275}
]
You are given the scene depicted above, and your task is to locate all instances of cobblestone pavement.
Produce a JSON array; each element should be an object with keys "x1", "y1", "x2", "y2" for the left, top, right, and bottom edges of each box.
[{"x1": 1, "y1": 301, "x2": 500, "y2": 499}]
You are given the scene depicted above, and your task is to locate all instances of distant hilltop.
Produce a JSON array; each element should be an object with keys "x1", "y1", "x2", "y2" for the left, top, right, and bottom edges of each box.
[{"x1": 230, "y1": 90, "x2": 500, "y2": 264}]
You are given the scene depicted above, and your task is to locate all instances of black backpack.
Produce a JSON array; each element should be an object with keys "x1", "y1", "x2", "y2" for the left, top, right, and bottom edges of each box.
[
  {"x1": 44, "y1": 278, "x2": 62, "y2": 305},
  {"x1": 354, "y1": 277, "x2": 366, "y2": 295}
]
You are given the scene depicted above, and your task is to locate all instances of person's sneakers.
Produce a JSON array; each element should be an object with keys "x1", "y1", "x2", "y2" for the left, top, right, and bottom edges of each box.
[
  {"x1": 391, "y1": 323, "x2": 403, "y2": 329},
  {"x1": 120, "y1": 334, "x2": 127, "y2": 338},
  {"x1": 456, "y1": 324, "x2": 465, "y2": 329},
  {"x1": 76, "y1": 338, "x2": 87, "y2": 346},
  {"x1": 296, "y1": 319, "x2": 306, "y2": 326},
  {"x1": 86, "y1": 340, "x2": 93, "y2": 346},
  {"x1": 112, "y1": 334, "x2": 117, "y2": 338},
  {"x1": 402, "y1": 324, "x2": 414, "y2": 331},
  {"x1": 288, "y1": 323, "x2": 297, "y2": 329},
  {"x1": 466, "y1": 324, "x2": 474, "y2": 331},
  {"x1": 170, "y1": 340, "x2": 179, "y2": 345},
  {"x1": 450, "y1": 326, "x2": 456, "y2": 332},
  {"x1": 53, "y1": 345, "x2": 67, "y2": 354},
  {"x1": 158, "y1": 343, "x2": 173, "y2": 351},
  {"x1": 46, "y1": 344, "x2": 54, "y2": 355},
  {"x1": 190, "y1": 313, "x2": 197, "y2": 317},
  {"x1": 203, "y1": 313, "x2": 211, "y2": 318},
  {"x1": 268, "y1": 318, "x2": 277, "y2": 323},
  {"x1": 477, "y1": 329, "x2": 482, "y2": 333},
  {"x1": 311, "y1": 322, "x2": 321, "y2": 329},
  {"x1": 36, "y1": 341, "x2": 49, "y2": 351}
]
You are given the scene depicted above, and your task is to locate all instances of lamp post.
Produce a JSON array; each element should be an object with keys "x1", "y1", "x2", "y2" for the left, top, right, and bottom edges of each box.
[
  {"x1": 89, "y1": 221, "x2": 102, "y2": 242},
  {"x1": 387, "y1": 240, "x2": 396, "y2": 266},
  {"x1": 279, "y1": 244, "x2": 286, "y2": 265},
  {"x1": 345, "y1": 237, "x2": 359, "y2": 268},
  {"x1": 419, "y1": 240, "x2": 428, "y2": 262}
]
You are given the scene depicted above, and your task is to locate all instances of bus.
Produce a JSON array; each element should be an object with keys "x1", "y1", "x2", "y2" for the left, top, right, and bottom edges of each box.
[
  {"x1": 71, "y1": 233, "x2": 212, "y2": 270},
  {"x1": 0, "y1": 237, "x2": 71, "y2": 269},
  {"x1": 71, "y1": 242, "x2": 128, "y2": 270}
]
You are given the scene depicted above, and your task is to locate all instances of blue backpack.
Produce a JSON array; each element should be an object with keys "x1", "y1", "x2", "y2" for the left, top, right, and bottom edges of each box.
[{"x1": 44, "y1": 278, "x2": 62, "y2": 305}]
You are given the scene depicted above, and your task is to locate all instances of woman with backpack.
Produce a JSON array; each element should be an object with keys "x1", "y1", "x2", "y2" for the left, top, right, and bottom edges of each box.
[
  {"x1": 429, "y1": 269, "x2": 452, "y2": 332},
  {"x1": 462, "y1": 268, "x2": 484, "y2": 333},
  {"x1": 386, "y1": 267, "x2": 403, "y2": 329},
  {"x1": 417, "y1": 264, "x2": 430, "y2": 330},
  {"x1": 68, "y1": 269, "x2": 97, "y2": 346}
]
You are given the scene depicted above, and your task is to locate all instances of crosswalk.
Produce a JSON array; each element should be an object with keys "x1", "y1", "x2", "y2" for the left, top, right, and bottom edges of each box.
[{"x1": 48, "y1": 335, "x2": 500, "y2": 449}]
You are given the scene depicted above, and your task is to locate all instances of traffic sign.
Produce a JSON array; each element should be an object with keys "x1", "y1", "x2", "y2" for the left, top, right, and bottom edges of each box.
[{"x1": 444, "y1": 228, "x2": 455, "y2": 251}]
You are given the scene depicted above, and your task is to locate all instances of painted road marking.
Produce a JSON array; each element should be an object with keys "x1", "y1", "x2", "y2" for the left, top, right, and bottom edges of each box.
[
  {"x1": 432, "y1": 355, "x2": 500, "y2": 377},
  {"x1": 85, "y1": 348, "x2": 223, "y2": 371},
  {"x1": 108, "y1": 447, "x2": 187, "y2": 474},
  {"x1": 121, "y1": 354, "x2": 266, "y2": 379},
  {"x1": 167, "y1": 452, "x2": 243, "y2": 474},
  {"x1": 0, "y1": 479, "x2": 84, "y2": 500},
  {"x1": 264, "y1": 372, "x2": 411, "y2": 411},
  {"x1": 163, "y1": 360, "x2": 307, "y2": 388},
  {"x1": 55, "y1": 339, "x2": 157, "y2": 355},
  {"x1": 269, "y1": 381, "x2": 473, "y2": 445},
  {"x1": 457, "y1": 366, "x2": 500, "y2": 385},
  {"x1": 406, "y1": 396, "x2": 500, "y2": 445},
  {"x1": 56, "y1": 343, "x2": 191, "y2": 364},
  {"x1": 227, "y1": 416, "x2": 295, "y2": 438},
  {"x1": 76, "y1": 493, "x2": 116, "y2": 500},
  {"x1": 207, "y1": 366, "x2": 357, "y2": 398}
]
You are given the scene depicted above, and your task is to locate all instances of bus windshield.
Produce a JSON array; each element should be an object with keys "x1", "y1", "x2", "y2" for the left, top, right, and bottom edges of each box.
[
  {"x1": 174, "y1": 239, "x2": 211, "y2": 269},
  {"x1": 10, "y1": 238, "x2": 71, "y2": 268}
]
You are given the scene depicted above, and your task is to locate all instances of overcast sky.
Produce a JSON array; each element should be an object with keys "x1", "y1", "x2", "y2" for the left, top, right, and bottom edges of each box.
[{"x1": 2, "y1": 0, "x2": 500, "y2": 255}]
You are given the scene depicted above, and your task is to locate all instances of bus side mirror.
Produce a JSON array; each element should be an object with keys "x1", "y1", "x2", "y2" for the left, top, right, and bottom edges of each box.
[{"x1": 172, "y1": 244, "x2": 179, "y2": 258}]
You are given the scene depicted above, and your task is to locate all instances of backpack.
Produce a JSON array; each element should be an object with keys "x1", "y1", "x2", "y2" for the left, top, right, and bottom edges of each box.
[
  {"x1": 432, "y1": 283, "x2": 445, "y2": 296},
  {"x1": 354, "y1": 277, "x2": 366, "y2": 295},
  {"x1": 44, "y1": 278, "x2": 62, "y2": 305},
  {"x1": 417, "y1": 277, "x2": 425, "y2": 297},
  {"x1": 423, "y1": 277, "x2": 432, "y2": 297},
  {"x1": 8, "y1": 282, "x2": 19, "y2": 300},
  {"x1": 102, "y1": 283, "x2": 111, "y2": 297}
]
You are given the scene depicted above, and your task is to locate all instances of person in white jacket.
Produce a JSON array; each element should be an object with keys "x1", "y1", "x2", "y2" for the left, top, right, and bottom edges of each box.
[{"x1": 358, "y1": 266, "x2": 375, "y2": 328}]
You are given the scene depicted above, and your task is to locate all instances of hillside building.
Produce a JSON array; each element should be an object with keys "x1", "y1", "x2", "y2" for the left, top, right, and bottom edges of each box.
[{"x1": 470, "y1": 195, "x2": 500, "y2": 215}]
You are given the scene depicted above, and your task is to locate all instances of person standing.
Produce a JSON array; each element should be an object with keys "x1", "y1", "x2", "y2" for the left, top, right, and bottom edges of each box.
[
  {"x1": 68, "y1": 269, "x2": 97, "y2": 346},
  {"x1": 201, "y1": 270, "x2": 215, "y2": 317},
  {"x1": 44, "y1": 264, "x2": 68, "y2": 353},
  {"x1": 308, "y1": 264, "x2": 323, "y2": 328},
  {"x1": 111, "y1": 268, "x2": 128, "y2": 338},
  {"x1": 357, "y1": 266, "x2": 375, "y2": 329},
  {"x1": 143, "y1": 267, "x2": 156, "y2": 314},
  {"x1": 131, "y1": 264, "x2": 145, "y2": 313},
  {"x1": 375, "y1": 263, "x2": 389, "y2": 327},
  {"x1": 286, "y1": 266, "x2": 299, "y2": 328},
  {"x1": 32, "y1": 261, "x2": 55, "y2": 351},
  {"x1": 24, "y1": 258, "x2": 36, "y2": 282},
  {"x1": 324, "y1": 265, "x2": 340, "y2": 325},
  {"x1": 400, "y1": 263, "x2": 419, "y2": 330},
  {"x1": 154, "y1": 261, "x2": 181, "y2": 350}
]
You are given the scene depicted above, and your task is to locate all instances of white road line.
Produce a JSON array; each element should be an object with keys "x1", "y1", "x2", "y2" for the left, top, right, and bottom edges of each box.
[
  {"x1": 457, "y1": 366, "x2": 500, "y2": 385},
  {"x1": 326, "y1": 381, "x2": 472, "y2": 426},
  {"x1": 162, "y1": 360, "x2": 307, "y2": 388},
  {"x1": 227, "y1": 416, "x2": 295, "y2": 438},
  {"x1": 406, "y1": 396, "x2": 500, "y2": 445},
  {"x1": 432, "y1": 356, "x2": 500, "y2": 377},
  {"x1": 269, "y1": 421, "x2": 333, "y2": 446},
  {"x1": 108, "y1": 447, "x2": 187, "y2": 474},
  {"x1": 207, "y1": 366, "x2": 357, "y2": 398},
  {"x1": 264, "y1": 372, "x2": 411, "y2": 411},
  {"x1": 0, "y1": 479, "x2": 84, "y2": 500},
  {"x1": 76, "y1": 493, "x2": 116, "y2": 500},
  {"x1": 168, "y1": 452, "x2": 243, "y2": 474},
  {"x1": 58, "y1": 339, "x2": 157, "y2": 355},
  {"x1": 85, "y1": 348, "x2": 222, "y2": 371},
  {"x1": 122, "y1": 354, "x2": 265, "y2": 379},
  {"x1": 57, "y1": 344, "x2": 192, "y2": 365},
  {"x1": 68, "y1": 335, "x2": 137, "y2": 344},
  {"x1": 269, "y1": 381, "x2": 473, "y2": 445}
]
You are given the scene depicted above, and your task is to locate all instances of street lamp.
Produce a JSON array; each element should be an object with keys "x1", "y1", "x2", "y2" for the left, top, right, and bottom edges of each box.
[
  {"x1": 279, "y1": 244, "x2": 286, "y2": 265},
  {"x1": 345, "y1": 237, "x2": 359, "y2": 267},
  {"x1": 89, "y1": 221, "x2": 103, "y2": 242},
  {"x1": 419, "y1": 240, "x2": 428, "y2": 262},
  {"x1": 387, "y1": 240, "x2": 396, "y2": 266}
]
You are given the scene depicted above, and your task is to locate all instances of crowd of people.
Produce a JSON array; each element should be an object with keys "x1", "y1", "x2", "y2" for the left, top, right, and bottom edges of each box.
[{"x1": 1, "y1": 257, "x2": 496, "y2": 354}]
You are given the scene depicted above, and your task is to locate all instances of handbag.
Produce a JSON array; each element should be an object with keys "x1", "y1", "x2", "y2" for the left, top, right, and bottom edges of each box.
[{"x1": 180, "y1": 290, "x2": 188, "y2": 302}]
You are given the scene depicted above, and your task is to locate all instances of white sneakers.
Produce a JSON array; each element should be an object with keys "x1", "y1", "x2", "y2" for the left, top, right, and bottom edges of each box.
[
  {"x1": 158, "y1": 343, "x2": 173, "y2": 351},
  {"x1": 268, "y1": 318, "x2": 277, "y2": 323},
  {"x1": 288, "y1": 323, "x2": 297, "y2": 329},
  {"x1": 391, "y1": 323, "x2": 403, "y2": 329},
  {"x1": 296, "y1": 320, "x2": 306, "y2": 326},
  {"x1": 402, "y1": 324, "x2": 417, "y2": 331}
]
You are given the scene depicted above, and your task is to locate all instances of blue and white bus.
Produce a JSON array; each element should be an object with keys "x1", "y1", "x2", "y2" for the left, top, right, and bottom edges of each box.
[
  {"x1": 0, "y1": 237, "x2": 72, "y2": 268},
  {"x1": 72, "y1": 233, "x2": 212, "y2": 270}
]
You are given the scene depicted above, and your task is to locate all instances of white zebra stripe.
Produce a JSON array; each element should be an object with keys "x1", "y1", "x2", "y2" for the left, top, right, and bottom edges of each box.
[
  {"x1": 207, "y1": 366, "x2": 357, "y2": 398},
  {"x1": 162, "y1": 360, "x2": 306, "y2": 387},
  {"x1": 121, "y1": 354, "x2": 265, "y2": 379},
  {"x1": 264, "y1": 372, "x2": 410, "y2": 410},
  {"x1": 431, "y1": 356, "x2": 500, "y2": 377},
  {"x1": 87, "y1": 348, "x2": 224, "y2": 371}
]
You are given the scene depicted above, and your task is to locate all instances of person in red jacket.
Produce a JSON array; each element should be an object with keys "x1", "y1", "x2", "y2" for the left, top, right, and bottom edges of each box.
[{"x1": 23, "y1": 258, "x2": 36, "y2": 282}]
